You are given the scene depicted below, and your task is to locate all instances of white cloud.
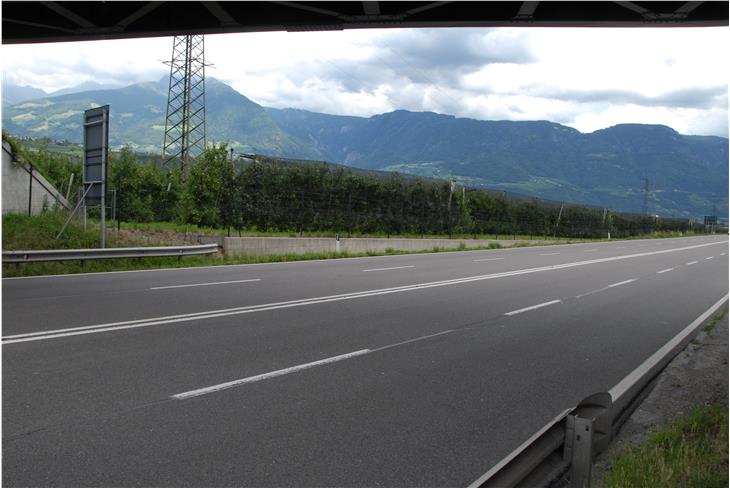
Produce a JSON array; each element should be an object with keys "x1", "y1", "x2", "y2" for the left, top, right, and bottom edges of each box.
[{"x1": 1, "y1": 26, "x2": 727, "y2": 136}]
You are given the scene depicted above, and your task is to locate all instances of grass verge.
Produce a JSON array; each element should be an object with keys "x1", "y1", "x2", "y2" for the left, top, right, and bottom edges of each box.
[
  {"x1": 604, "y1": 403, "x2": 728, "y2": 488},
  {"x1": 703, "y1": 307, "x2": 728, "y2": 333}
]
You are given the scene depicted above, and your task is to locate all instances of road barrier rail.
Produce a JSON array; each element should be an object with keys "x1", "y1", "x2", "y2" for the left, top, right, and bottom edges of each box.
[
  {"x1": 2, "y1": 244, "x2": 219, "y2": 263},
  {"x1": 470, "y1": 294, "x2": 728, "y2": 488}
]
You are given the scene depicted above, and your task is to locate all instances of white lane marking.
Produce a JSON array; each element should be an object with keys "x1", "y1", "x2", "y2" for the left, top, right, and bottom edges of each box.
[
  {"x1": 576, "y1": 278, "x2": 636, "y2": 298},
  {"x1": 637, "y1": 244, "x2": 648, "y2": 247},
  {"x1": 362, "y1": 265, "x2": 415, "y2": 272},
  {"x1": 615, "y1": 246, "x2": 627, "y2": 249},
  {"x1": 609, "y1": 294, "x2": 728, "y2": 402},
  {"x1": 473, "y1": 258, "x2": 505, "y2": 262},
  {"x1": 172, "y1": 349, "x2": 371, "y2": 399},
  {"x1": 687, "y1": 261, "x2": 698, "y2": 265},
  {"x1": 173, "y1": 329, "x2": 456, "y2": 400},
  {"x1": 150, "y1": 279, "x2": 261, "y2": 290},
  {"x1": 657, "y1": 268, "x2": 674, "y2": 274},
  {"x1": 705, "y1": 256, "x2": 714, "y2": 260},
  {"x1": 721, "y1": 253, "x2": 727, "y2": 256},
  {"x1": 504, "y1": 300, "x2": 561, "y2": 316},
  {"x1": 583, "y1": 249, "x2": 598, "y2": 252},
  {"x1": 607, "y1": 278, "x2": 636, "y2": 288},
  {"x1": 5, "y1": 240, "x2": 724, "y2": 345},
  {"x1": 540, "y1": 252, "x2": 560, "y2": 256}
]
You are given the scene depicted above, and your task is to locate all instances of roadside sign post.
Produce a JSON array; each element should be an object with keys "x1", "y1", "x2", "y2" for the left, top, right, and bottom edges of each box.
[
  {"x1": 56, "y1": 105, "x2": 110, "y2": 243},
  {"x1": 83, "y1": 105, "x2": 110, "y2": 248}
]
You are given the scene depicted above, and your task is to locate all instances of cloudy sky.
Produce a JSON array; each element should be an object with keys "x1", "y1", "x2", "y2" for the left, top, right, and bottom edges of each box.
[{"x1": 2, "y1": 26, "x2": 727, "y2": 136}]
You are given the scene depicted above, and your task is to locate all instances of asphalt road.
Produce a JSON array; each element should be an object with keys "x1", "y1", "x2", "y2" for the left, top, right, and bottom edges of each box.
[{"x1": 3, "y1": 235, "x2": 728, "y2": 487}]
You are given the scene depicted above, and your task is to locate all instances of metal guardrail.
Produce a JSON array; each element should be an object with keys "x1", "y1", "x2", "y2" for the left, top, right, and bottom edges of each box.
[
  {"x1": 470, "y1": 294, "x2": 729, "y2": 488},
  {"x1": 2, "y1": 244, "x2": 219, "y2": 263}
]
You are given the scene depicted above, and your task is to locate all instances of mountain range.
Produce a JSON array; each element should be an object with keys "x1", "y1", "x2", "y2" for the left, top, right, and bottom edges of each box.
[{"x1": 2, "y1": 77, "x2": 727, "y2": 218}]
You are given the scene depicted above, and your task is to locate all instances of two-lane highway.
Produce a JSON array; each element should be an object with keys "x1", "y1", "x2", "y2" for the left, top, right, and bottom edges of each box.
[{"x1": 3, "y1": 235, "x2": 728, "y2": 486}]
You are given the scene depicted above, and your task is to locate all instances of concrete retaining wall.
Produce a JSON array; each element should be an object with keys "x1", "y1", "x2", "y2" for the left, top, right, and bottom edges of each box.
[
  {"x1": 2, "y1": 141, "x2": 70, "y2": 215},
  {"x1": 222, "y1": 236, "x2": 544, "y2": 257}
]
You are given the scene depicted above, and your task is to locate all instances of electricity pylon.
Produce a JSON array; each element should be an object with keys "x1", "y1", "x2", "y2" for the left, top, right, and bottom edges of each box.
[{"x1": 162, "y1": 35, "x2": 207, "y2": 179}]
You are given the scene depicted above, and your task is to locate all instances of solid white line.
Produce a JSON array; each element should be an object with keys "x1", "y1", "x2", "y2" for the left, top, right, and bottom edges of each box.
[
  {"x1": 5, "y1": 240, "x2": 724, "y2": 344},
  {"x1": 539, "y1": 252, "x2": 560, "y2": 256},
  {"x1": 657, "y1": 268, "x2": 674, "y2": 274},
  {"x1": 473, "y1": 258, "x2": 505, "y2": 262},
  {"x1": 150, "y1": 279, "x2": 261, "y2": 290},
  {"x1": 609, "y1": 294, "x2": 728, "y2": 402},
  {"x1": 504, "y1": 300, "x2": 561, "y2": 316},
  {"x1": 705, "y1": 256, "x2": 714, "y2": 260},
  {"x1": 687, "y1": 261, "x2": 698, "y2": 265},
  {"x1": 608, "y1": 279, "x2": 636, "y2": 288},
  {"x1": 362, "y1": 265, "x2": 415, "y2": 272},
  {"x1": 172, "y1": 349, "x2": 371, "y2": 400}
]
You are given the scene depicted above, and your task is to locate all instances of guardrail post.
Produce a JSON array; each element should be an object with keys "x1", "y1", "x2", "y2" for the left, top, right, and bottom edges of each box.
[{"x1": 566, "y1": 415, "x2": 594, "y2": 488}]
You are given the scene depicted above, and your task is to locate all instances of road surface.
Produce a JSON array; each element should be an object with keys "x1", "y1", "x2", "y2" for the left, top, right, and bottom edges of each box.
[{"x1": 3, "y1": 235, "x2": 728, "y2": 486}]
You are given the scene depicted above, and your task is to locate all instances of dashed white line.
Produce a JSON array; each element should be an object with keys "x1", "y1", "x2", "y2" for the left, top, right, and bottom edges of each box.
[
  {"x1": 172, "y1": 349, "x2": 371, "y2": 399},
  {"x1": 173, "y1": 329, "x2": 455, "y2": 400},
  {"x1": 687, "y1": 261, "x2": 698, "y2": 266},
  {"x1": 583, "y1": 249, "x2": 598, "y2": 252},
  {"x1": 657, "y1": 268, "x2": 674, "y2": 274},
  {"x1": 705, "y1": 256, "x2": 714, "y2": 260},
  {"x1": 540, "y1": 252, "x2": 560, "y2": 256},
  {"x1": 362, "y1": 265, "x2": 415, "y2": 272},
  {"x1": 473, "y1": 257, "x2": 505, "y2": 262},
  {"x1": 504, "y1": 300, "x2": 561, "y2": 316},
  {"x1": 150, "y1": 279, "x2": 261, "y2": 290},
  {"x1": 608, "y1": 279, "x2": 637, "y2": 288},
  {"x1": 576, "y1": 278, "x2": 637, "y2": 298},
  {"x1": 721, "y1": 253, "x2": 727, "y2": 256},
  {"x1": 615, "y1": 246, "x2": 627, "y2": 249}
]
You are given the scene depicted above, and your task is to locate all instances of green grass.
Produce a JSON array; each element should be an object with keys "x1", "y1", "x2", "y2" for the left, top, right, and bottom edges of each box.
[
  {"x1": 703, "y1": 307, "x2": 728, "y2": 333},
  {"x1": 1, "y1": 211, "x2": 132, "y2": 251},
  {"x1": 604, "y1": 403, "x2": 728, "y2": 488},
  {"x1": 118, "y1": 219, "x2": 590, "y2": 242}
]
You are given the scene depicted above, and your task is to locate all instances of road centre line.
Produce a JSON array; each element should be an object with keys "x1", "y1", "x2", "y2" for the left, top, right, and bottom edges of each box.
[
  {"x1": 473, "y1": 257, "x2": 505, "y2": 262},
  {"x1": 721, "y1": 253, "x2": 726, "y2": 256},
  {"x1": 705, "y1": 256, "x2": 714, "y2": 260},
  {"x1": 4, "y1": 240, "x2": 724, "y2": 345},
  {"x1": 657, "y1": 268, "x2": 674, "y2": 274},
  {"x1": 505, "y1": 300, "x2": 561, "y2": 316},
  {"x1": 362, "y1": 265, "x2": 415, "y2": 272},
  {"x1": 583, "y1": 249, "x2": 598, "y2": 252},
  {"x1": 150, "y1": 279, "x2": 261, "y2": 290},
  {"x1": 615, "y1": 246, "x2": 627, "y2": 249},
  {"x1": 540, "y1": 252, "x2": 560, "y2": 256},
  {"x1": 687, "y1": 261, "x2": 698, "y2": 265},
  {"x1": 173, "y1": 329, "x2": 455, "y2": 400}
]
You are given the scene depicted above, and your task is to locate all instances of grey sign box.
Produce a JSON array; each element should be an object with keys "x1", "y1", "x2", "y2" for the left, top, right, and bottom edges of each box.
[{"x1": 83, "y1": 105, "x2": 109, "y2": 205}]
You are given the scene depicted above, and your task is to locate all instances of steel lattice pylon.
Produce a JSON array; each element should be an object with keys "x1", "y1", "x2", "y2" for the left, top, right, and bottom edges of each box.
[{"x1": 162, "y1": 35, "x2": 207, "y2": 178}]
